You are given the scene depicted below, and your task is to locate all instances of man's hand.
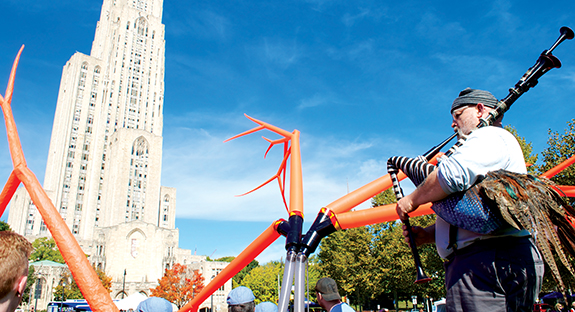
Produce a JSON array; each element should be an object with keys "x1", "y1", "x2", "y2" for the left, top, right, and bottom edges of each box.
[
  {"x1": 396, "y1": 195, "x2": 416, "y2": 221},
  {"x1": 401, "y1": 224, "x2": 436, "y2": 247},
  {"x1": 395, "y1": 169, "x2": 449, "y2": 221}
]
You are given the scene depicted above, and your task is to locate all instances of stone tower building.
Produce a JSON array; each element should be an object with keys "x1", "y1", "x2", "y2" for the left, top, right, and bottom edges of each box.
[{"x1": 8, "y1": 0, "x2": 231, "y2": 308}]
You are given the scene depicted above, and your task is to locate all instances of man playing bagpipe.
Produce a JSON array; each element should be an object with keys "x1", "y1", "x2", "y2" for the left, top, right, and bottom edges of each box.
[{"x1": 396, "y1": 88, "x2": 544, "y2": 312}]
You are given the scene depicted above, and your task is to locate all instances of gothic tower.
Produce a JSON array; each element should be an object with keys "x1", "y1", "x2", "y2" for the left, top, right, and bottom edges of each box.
[
  {"x1": 8, "y1": 0, "x2": 234, "y2": 303},
  {"x1": 9, "y1": 0, "x2": 176, "y2": 243}
]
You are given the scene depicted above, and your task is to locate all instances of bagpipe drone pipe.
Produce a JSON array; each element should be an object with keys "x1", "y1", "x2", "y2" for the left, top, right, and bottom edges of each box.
[{"x1": 388, "y1": 26, "x2": 575, "y2": 289}]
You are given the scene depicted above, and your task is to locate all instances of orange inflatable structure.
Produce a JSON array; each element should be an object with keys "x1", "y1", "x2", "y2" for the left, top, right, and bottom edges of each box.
[{"x1": 1, "y1": 48, "x2": 574, "y2": 312}]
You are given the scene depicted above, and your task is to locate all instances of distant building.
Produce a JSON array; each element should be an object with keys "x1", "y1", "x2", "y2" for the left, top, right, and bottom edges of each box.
[
  {"x1": 7, "y1": 0, "x2": 231, "y2": 310},
  {"x1": 26, "y1": 260, "x2": 67, "y2": 312}
]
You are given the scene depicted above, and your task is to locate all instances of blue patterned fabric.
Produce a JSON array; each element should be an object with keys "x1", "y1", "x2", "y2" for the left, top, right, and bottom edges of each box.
[{"x1": 432, "y1": 187, "x2": 503, "y2": 234}]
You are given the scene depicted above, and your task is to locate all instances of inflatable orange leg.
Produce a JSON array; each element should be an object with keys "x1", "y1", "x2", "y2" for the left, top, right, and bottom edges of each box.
[
  {"x1": 0, "y1": 47, "x2": 117, "y2": 312},
  {"x1": 541, "y1": 154, "x2": 575, "y2": 179},
  {"x1": 178, "y1": 220, "x2": 285, "y2": 312}
]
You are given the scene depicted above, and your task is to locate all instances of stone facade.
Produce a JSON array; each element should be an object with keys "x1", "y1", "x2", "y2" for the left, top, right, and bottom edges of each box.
[
  {"x1": 26, "y1": 261, "x2": 68, "y2": 312},
  {"x1": 7, "y1": 0, "x2": 232, "y2": 310}
]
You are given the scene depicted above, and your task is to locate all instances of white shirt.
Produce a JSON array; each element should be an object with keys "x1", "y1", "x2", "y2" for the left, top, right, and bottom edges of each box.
[{"x1": 434, "y1": 126, "x2": 529, "y2": 258}]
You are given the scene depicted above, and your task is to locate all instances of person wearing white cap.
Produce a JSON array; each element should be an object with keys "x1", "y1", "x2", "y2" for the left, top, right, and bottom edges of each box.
[
  {"x1": 136, "y1": 297, "x2": 173, "y2": 312},
  {"x1": 227, "y1": 286, "x2": 255, "y2": 312},
  {"x1": 396, "y1": 88, "x2": 543, "y2": 312},
  {"x1": 255, "y1": 302, "x2": 278, "y2": 312}
]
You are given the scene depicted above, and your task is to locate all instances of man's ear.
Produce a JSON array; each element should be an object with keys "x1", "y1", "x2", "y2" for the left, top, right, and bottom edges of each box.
[
  {"x1": 16, "y1": 275, "x2": 27, "y2": 296},
  {"x1": 476, "y1": 103, "x2": 490, "y2": 118}
]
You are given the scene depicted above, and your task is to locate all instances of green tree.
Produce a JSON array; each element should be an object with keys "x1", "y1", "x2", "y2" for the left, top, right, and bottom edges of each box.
[
  {"x1": 318, "y1": 225, "x2": 380, "y2": 310},
  {"x1": 54, "y1": 271, "x2": 83, "y2": 300},
  {"x1": 214, "y1": 256, "x2": 259, "y2": 287},
  {"x1": 371, "y1": 215, "x2": 445, "y2": 309},
  {"x1": 238, "y1": 256, "x2": 321, "y2": 305},
  {"x1": 318, "y1": 187, "x2": 444, "y2": 311},
  {"x1": 535, "y1": 119, "x2": 575, "y2": 291},
  {"x1": 233, "y1": 259, "x2": 259, "y2": 288},
  {"x1": 306, "y1": 255, "x2": 322, "y2": 302},
  {"x1": 52, "y1": 267, "x2": 113, "y2": 300},
  {"x1": 0, "y1": 220, "x2": 12, "y2": 231},
  {"x1": 505, "y1": 125, "x2": 539, "y2": 174},
  {"x1": 371, "y1": 189, "x2": 397, "y2": 207},
  {"x1": 22, "y1": 265, "x2": 35, "y2": 304},
  {"x1": 241, "y1": 261, "x2": 282, "y2": 304},
  {"x1": 538, "y1": 118, "x2": 575, "y2": 187},
  {"x1": 30, "y1": 237, "x2": 65, "y2": 263},
  {"x1": 372, "y1": 188, "x2": 444, "y2": 302}
]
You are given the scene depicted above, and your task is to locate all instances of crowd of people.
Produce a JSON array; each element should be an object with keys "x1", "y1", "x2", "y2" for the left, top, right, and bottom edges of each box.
[
  {"x1": 118, "y1": 277, "x2": 354, "y2": 312},
  {"x1": 225, "y1": 278, "x2": 352, "y2": 312}
]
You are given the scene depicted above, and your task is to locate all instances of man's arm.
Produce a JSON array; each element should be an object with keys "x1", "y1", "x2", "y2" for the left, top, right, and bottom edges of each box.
[{"x1": 396, "y1": 169, "x2": 448, "y2": 220}]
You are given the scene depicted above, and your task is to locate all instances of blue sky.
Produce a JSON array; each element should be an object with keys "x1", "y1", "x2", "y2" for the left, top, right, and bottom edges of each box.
[{"x1": 1, "y1": 0, "x2": 575, "y2": 263}]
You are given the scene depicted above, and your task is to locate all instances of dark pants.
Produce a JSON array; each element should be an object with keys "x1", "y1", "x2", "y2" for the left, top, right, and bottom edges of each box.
[{"x1": 444, "y1": 236, "x2": 544, "y2": 312}]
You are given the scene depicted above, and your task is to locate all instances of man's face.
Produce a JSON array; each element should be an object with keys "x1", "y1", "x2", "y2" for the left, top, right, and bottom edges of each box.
[{"x1": 451, "y1": 105, "x2": 480, "y2": 138}]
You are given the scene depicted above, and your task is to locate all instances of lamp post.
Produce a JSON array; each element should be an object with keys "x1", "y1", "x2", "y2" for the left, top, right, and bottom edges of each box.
[
  {"x1": 58, "y1": 279, "x2": 66, "y2": 312},
  {"x1": 34, "y1": 277, "x2": 41, "y2": 312},
  {"x1": 210, "y1": 275, "x2": 215, "y2": 312},
  {"x1": 122, "y1": 269, "x2": 126, "y2": 299}
]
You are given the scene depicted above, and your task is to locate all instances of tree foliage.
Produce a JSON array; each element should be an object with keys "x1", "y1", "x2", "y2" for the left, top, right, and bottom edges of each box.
[
  {"x1": 538, "y1": 118, "x2": 575, "y2": 187},
  {"x1": 306, "y1": 255, "x2": 323, "y2": 302},
  {"x1": 214, "y1": 256, "x2": 235, "y2": 262},
  {"x1": 318, "y1": 225, "x2": 379, "y2": 309},
  {"x1": 371, "y1": 189, "x2": 397, "y2": 207},
  {"x1": 96, "y1": 267, "x2": 113, "y2": 293},
  {"x1": 53, "y1": 267, "x2": 112, "y2": 300},
  {"x1": 317, "y1": 183, "x2": 448, "y2": 311},
  {"x1": 151, "y1": 263, "x2": 205, "y2": 308},
  {"x1": 372, "y1": 216, "x2": 445, "y2": 301},
  {"x1": 0, "y1": 220, "x2": 12, "y2": 231},
  {"x1": 505, "y1": 125, "x2": 539, "y2": 174},
  {"x1": 239, "y1": 258, "x2": 321, "y2": 305},
  {"x1": 54, "y1": 271, "x2": 83, "y2": 300},
  {"x1": 534, "y1": 119, "x2": 575, "y2": 291},
  {"x1": 22, "y1": 265, "x2": 35, "y2": 304},
  {"x1": 212, "y1": 256, "x2": 258, "y2": 288},
  {"x1": 233, "y1": 259, "x2": 259, "y2": 288},
  {"x1": 241, "y1": 261, "x2": 282, "y2": 304},
  {"x1": 30, "y1": 237, "x2": 65, "y2": 263}
]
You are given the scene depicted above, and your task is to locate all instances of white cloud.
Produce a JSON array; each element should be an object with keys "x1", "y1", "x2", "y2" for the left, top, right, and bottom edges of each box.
[
  {"x1": 297, "y1": 93, "x2": 331, "y2": 110},
  {"x1": 161, "y1": 115, "x2": 398, "y2": 222},
  {"x1": 262, "y1": 38, "x2": 302, "y2": 69},
  {"x1": 415, "y1": 11, "x2": 466, "y2": 46},
  {"x1": 342, "y1": 8, "x2": 371, "y2": 27},
  {"x1": 168, "y1": 8, "x2": 231, "y2": 41},
  {"x1": 486, "y1": 0, "x2": 519, "y2": 32},
  {"x1": 347, "y1": 39, "x2": 374, "y2": 60}
]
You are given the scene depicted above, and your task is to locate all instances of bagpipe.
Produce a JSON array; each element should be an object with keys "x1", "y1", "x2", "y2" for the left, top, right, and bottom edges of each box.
[{"x1": 388, "y1": 26, "x2": 575, "y2": 287}]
